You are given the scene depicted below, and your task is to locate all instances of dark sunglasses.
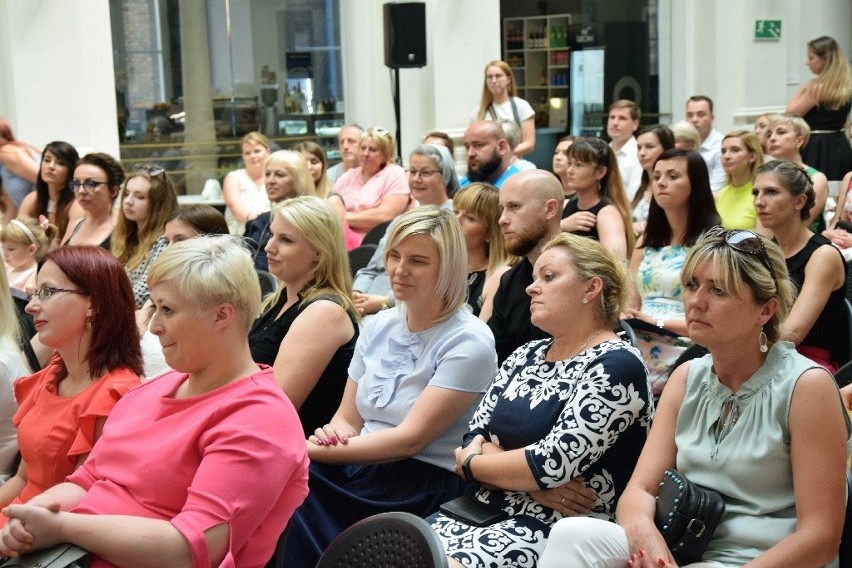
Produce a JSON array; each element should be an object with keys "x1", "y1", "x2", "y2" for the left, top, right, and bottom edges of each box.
[
  {"x1": 706, "y1": 226, "x2": 777, "y2": 288},
  {"x1": 133, "y1": 163, "x2": 165, "y2": 177}
]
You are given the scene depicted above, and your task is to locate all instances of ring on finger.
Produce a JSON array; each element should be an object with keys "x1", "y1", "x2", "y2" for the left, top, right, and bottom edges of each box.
[{"x1": 560, "y1": 496, "x2": 566, "y2": 505}]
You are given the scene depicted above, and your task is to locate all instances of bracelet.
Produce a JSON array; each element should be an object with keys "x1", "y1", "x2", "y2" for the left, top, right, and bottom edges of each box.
[
  {"x1": 379, "y1": 296, "x2": 390, "y2": 310},
  {"x1": 461, "y1": 452, "x2": 480, "y2": 483}
]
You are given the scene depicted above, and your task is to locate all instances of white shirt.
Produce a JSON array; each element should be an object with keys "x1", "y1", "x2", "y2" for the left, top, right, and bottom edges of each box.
[
  {"x1": 611, "y1": 136, "x2": 643, "y2": 200},
  {"x1": 699, "y1": 128, "x2": 726, "y2": 192}
]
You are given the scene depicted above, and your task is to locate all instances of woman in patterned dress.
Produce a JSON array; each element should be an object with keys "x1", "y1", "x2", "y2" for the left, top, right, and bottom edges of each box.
[{"x1": 431, "y1": 232, "x2": 653, "y2": 568}]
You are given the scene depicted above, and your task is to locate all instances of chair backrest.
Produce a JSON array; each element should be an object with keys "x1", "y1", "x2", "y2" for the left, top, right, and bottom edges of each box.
[
  {"x1": 256, "y1": 270, "x2": 278, "y2": 297},
  {"x1": 316, "y1": 511, "x2": 449, "y2": 568},
  {"x1": 842, "y1": 298, "x2": 852, "y2": 367},
  {"x1": 348, "y1": 244, "x2": 378, "y2": 277},
  {"x1": 362, "y1": 220, "x2": 392, "y2": 246},
  {"x1": 617, "y1": 320, "x2": 638, "y2": 347}
]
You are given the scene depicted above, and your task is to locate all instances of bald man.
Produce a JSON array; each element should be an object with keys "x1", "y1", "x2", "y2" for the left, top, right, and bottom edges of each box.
[
  {"x1": 484, "y1": 169, "x2": 564, "y2": 363},
  {"x1": 460, "y1": 121, "x2": 522, "y2": 189}
]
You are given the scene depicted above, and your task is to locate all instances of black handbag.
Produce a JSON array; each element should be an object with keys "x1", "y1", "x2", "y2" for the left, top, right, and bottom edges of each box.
[
  {"x1": 654, "y1": 469, "x2": 725, "y2": 564},
  {"x1": 0, "y1": 543, "x2": 89, "y2": 568}
]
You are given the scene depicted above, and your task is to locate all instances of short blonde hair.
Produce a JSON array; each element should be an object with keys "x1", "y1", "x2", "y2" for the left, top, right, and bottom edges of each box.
[
  {"x1": 541, "y1": 232, "x2": 629, "y2": 330},
  {"x1": 384, "y1": 206, "x2": 467, "y2": 321},
  {"x1": 241, "y1": 131, "x2": 270, "y2": 151},
  {"x1": 148, "y1": 235, "x2": 261, "y2": 332},
  {"x1": 264, "y1": 150, "x2": 316, "y2": 198},
  {"x1": 0, "y1": 216, "x2": 57, "y2": 259},
  {"x1": 680, "y1": 228, "x2": 793, "y2": 343},
  {"x1": 361, "y1": 128, "x2": 395, "y2": 164},
  {"x1": 766, "y1": 113, "x2": 811, "y2": 146},
  {"x1": 669, "y1": 120, "x2": 701, "y2": 150}
]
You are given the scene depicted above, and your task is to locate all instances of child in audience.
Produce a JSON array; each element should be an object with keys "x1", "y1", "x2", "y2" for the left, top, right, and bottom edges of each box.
[{"x1": 1, "y1": 216, "x2": 57, "y2": 294}]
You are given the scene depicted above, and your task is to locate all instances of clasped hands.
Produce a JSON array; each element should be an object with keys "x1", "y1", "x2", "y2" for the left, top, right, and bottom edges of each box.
[{"x1": 0, "y1": 502, "x2": 64, "y2": 557}]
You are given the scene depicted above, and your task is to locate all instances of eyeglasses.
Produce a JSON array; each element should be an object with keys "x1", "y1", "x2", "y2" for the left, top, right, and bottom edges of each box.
[
  {"x1": 707, "y1": 226, "x2": 777, "y2": 288},
  {"x1": 407, "y1": 169, "x2": 440, "y2": 179},
  {"x1": 714, "y1": 396, "x2": 739, "y2": 445},
  {"x1": 70, "y1": 180, "x2": 108, "y2": 193},
  {"x1": 132, "y1": 163, "x2": 165, "y2": 177},
  {"x1": 28, "y1": 287, "x2": 86, "y2": 302}
]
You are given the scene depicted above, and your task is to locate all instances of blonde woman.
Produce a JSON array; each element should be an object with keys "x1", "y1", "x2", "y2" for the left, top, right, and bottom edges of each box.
[
  {"x1": 223, "y1": 131, "x2": 272, "y2": 235},
  {"x1": 249, "y1": 195, "x2": 359, "y2": 436},
  {"x1": 0, "y1": 267, "x2": 30, "y2": 479},
  {"x1": 716, "y1": 130, "x2": 765, "y2": 231},
  {"x1": 787, "y1": 36, "x2": 852, "y2": 180},
  {"x1": 471, "y1": 60, "x2": 536, "y2": 156},
  {"x1": 245, "y1": 150, "x2": 315, "y2": 271},
  {"x1": 112, "y1": 164, "x2": 179, "y2": 308}
]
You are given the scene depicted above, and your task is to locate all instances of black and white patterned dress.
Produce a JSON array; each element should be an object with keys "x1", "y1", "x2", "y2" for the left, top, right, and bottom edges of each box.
[{"x1": 431, "y1": 337, "x2": 653, "y2": 567}]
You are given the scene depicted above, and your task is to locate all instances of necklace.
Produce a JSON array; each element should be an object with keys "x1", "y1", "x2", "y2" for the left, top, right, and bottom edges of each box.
[
  {"x1": 578, "y1": 329, "x2": 607, "y2": 353},
  {"x1": 549, "y1": 329, "x2": 608, "y2": 361}
]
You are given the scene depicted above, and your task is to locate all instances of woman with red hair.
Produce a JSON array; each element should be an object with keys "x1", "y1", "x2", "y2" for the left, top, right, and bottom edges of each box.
[{"x1": 0, "y1": 246, "x2": 141, "y2": 523}]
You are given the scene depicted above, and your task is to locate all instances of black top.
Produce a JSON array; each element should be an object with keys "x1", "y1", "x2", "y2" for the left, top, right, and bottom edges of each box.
[
  {"x1": 562, "y1": 196, "x2": 609, "y2": 241},
  {"x1": 786, "y1": 233, "x2": 848, "y2": 364},
  {"x1": 803, "y1": 100, "x2": 852, "y2": 131},
  {"x1": 467, "y1": 269, "x2": 487, "y2": 317},
  {"x1": 248, "y1": 292, "x2": 359, "y2": 436},
  {"x1": 245, "y1": 211, "x2": 272, "y2": 271},
  {"x1": 61, "y1": 218, "x2": 112, "y2": 250},
  {"x1": 487, "y1": 257, "x2": 549, "y2": 363},
  {"x1": 801, "y1": 100, "x2": 852, "y2": 180}
]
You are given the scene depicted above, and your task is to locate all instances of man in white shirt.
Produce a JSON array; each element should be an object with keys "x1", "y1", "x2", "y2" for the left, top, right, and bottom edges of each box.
[
  {"x1": 606, "y1": 100, "x2": 642, "y2": 200},
  {"x1": 686, "y1": 95, "x2": 725, "y2": 192}
]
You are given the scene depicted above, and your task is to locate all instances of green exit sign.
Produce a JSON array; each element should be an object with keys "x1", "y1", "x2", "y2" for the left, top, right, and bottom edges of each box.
[{"x1": 755, "y1": 20, "x2": 782, "y2": 40}]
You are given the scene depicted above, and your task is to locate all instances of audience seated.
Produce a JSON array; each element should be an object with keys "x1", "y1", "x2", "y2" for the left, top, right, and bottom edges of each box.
[
  {"x1": 0, "y1": 246, "x2": 142, "y2": 526},
  {"x1": 754, "y1": 114, "x2": 771, "y2": 154},
  {"x1": 669, "y1": 120, "x2": 701, "y2": 151},
  {"x1": 326, "y1": 124, "x2": 363, "y2": 185},
  {"x1": 765, "y1": 113, "x2": 830, "y2": 233},
  {"x1": 630, "y1": 125, "x2": 675, "y2": 237},
  {"x1": 551, "y1": 135, "x2": 575, "y2": 205},
  {"x1": 0, "y1": 118, "x2": 40, "y2": 219},
  {"x1": 249, "y1": 195, "x2": 359, "y2": 436},
  {"x1": 452, "y1": 182, "x2": 513, "y2": 317},
  {"x1": 538, "y1": 228, "x2": 850, "y2": 568},
  {"x1": 17, "y1": 141, "x2": 83, "y2": 242},
  {"x1": 472, "y1": 60, "x2": 536, "y2": 157},
  {"x1": 0, "y1": 237, "x2": 310, "y2": 568},
  {"x1": 607, "y1": 99, "x2": 643, "y2": 200},
  {"x1": 1, "y1": 216, "x2": 57, "y2": 294},
  {"x1": 245, "y1": 150, "x2": 315, "y2": 271},
  {"x1": 499, "y1": 119, "x2": 536, "y2": 172},
  {"x1": 755, "y1": 160, "x2": 847, "y2": 372},
  {"x1": 112, "y1": 164, "x2": 178, "y2": 308},
  {"x1": 460, "y1": 120, "x2": 522, "y2": 189},
  {"x1": 561, "y1": 137, "x2": 634, "y2": 259},
  {"x1": 0, "y1": 268, "x2": 30, "y2": 480},
  {"x1": 431, "y1": 232, "x2": 652, "y2": 568},
  {"x1": 823, "y1": 170, "x2": 852, "y2": 254},
  {"x1": 423, "y1": 130, "x2": 456, "y2": 157},
  {"x1": 624, "y1": 149, "x2": 719, "y2": 396},
  {"x1": 222, "y1": 131, "x2": 271, "y2": 236},
  {"x1": 280, "y1": 207, "x2": 497, "y2": 567},
  {"x1": 292, "y1": 141, "x2": 350, "y2": 237},
  {"x1": 685, "y1": 95, "x2": 725, "y2": 191},
  {"x1": 486, "y1": 170, "x2": 563, "y2": 363},
  {"x1": 352, "y1": 144, "x2": 455, "y2": 316},
  {"x1": 334, "y1": 127, "x2": 409, "y2": 247},
  {"x1": 717, "y1": 130, "x2": 766, "y2": 231},
  {"x1": 62, "y1": 153, "x2": 123, "y2": 248}
]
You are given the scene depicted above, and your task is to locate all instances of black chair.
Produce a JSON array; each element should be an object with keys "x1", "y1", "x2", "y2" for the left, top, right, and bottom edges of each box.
[
  {"x1": 835, "y1": 360, "x2": 852, "y2": 389},
  {"x1": 316, "y1": 511, "x2": 448, "y2": 568},
  {"x1": 348, "y1": 244, "x2": 378, "y2": 277},
  {"x1": 842, "y1": 298, "x2": 852, "y2": 368},
  {"x1": 256, "y1": 270, "x2": 278, "y2": 297},
  {"x1": 362, "y1": 221, "x2": 391, "y2": 246},
  {"x1": 839, "y1": 469, "x2": 852, "y2": 565}
]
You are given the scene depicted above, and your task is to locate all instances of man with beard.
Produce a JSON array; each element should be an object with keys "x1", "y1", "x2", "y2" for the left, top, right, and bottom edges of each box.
[
  {"x1": 484, "y1": 169, "x2": 564, "y2": 362},
  {"x1": 460, "y1": 120, "x2": 522, "y2": 189}
]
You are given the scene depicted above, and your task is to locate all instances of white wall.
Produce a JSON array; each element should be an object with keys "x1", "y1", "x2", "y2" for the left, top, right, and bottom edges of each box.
[
  {"x1": 0, "y1": 0, "x2": 118, "y2": 155},
  {"x1": 663, "y1": 0, "x2": 852, "y2": 133}
]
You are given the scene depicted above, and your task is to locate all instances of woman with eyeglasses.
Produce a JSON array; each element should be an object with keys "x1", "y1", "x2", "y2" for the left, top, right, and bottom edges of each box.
[
  {"x1": 753, "y1": 160, "x2": 847, "y2": 372},
  {"x1": 60, "y1": 153, "x2": 123, "y2": 249},
  {"x1": 560, "y1": 137, "x2": 635, "y2": 260},
  {"x1": 624, "y1": 149, "x2": 719, "y2": 396},
  {"x1": 17, "y1": 141, "x2": 84, "y2": 243},
  {"x1": 112, "y1": 164, "x2": 178, "y2": 308},
  {"x1": 539, "y1": 228, "x2": 850, "y2": 568},
  {"x1": 0, "y1": 246, "x2": 141, "y2": 526},
  {"x1": 223, "y1": 131, "x2": 272, "y2": 236},
  {"x1": 472, "y1": 60, "x2": 536, "y2": 157},
  {"x1": 333, "y1": 127, "x2": 410, "y2": 248}
]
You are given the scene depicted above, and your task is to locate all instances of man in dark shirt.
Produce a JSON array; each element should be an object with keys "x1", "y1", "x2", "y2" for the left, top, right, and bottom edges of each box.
[{"x1": 486, "y1": 169, "x2": 564, "y2": 363}]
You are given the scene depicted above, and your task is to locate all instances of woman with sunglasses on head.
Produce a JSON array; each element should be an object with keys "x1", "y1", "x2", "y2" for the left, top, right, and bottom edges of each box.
[
  {"x1": 0, "y1": 246, "x2": 141, "y2": 525},
  {"x1": 561, "y1": 137, "x2": 634, "y2": 260},
  {"x1": 624, "y1": 149, "x2": 719, "y2": 396},
  {"x1": 333, "y1": 127, "x2": 410, "y2": 248},
  {"x1": 472, "y1": 60, "x2": 536, "y2": 157},
  {"x1": 18, "y1": 141, "x2": 84, "y2": 243},
  {"x1": 223, "y1": 131, "x2": 272, "y2": 236},
  {"x1": 281, "y1": 207, "x2": 497, "y2": 567},
  {"x1": 61, "y1": 153, "x2": 124, "y2": 249},
  {"x1": 539, "y1": 228, "x2": 850, "y2": 568},
  {"x1": 753, "y1": 160, "x2": 847, "y2": 372},
  {"x1": 112, "y1": 164, "x2": 178, "y2": 308}
]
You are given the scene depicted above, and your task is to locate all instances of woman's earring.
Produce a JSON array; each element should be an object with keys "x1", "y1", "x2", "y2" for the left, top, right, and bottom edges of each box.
[
  {"x1": 582, "y1": 298, "x2": 588, "y2": 304},
  {"x1": 759, "y1": 329, "x2": 768, "y2": 353}
]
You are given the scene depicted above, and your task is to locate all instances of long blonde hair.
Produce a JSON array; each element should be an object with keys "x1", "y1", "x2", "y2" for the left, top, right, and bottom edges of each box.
[
  {"x1": 0, "y1": 267, "x2": 20, "y2": 347},
  {"x1": 477, "y1": 60, "x2": 518, "y2": 120},
  {"x1": 807, "y1": 36, "x2": 852, "y2": 110},
  {"x1": 261, "y1": 196, "x2": 358, "y2": 320}
]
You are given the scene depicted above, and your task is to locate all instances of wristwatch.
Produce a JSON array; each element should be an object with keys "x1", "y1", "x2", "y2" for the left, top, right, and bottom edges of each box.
[
  {"x1": 656, "y1": 319, "x2": 665, "y2": 329},
  {"x1": 461, "y1": 452, "x2": 480, "y2": 483}
]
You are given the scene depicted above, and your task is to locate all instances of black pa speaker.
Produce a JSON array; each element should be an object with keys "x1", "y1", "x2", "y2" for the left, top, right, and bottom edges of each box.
[{"x1": 383, "y1": 2, "x2": 426, "y2": 68}]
